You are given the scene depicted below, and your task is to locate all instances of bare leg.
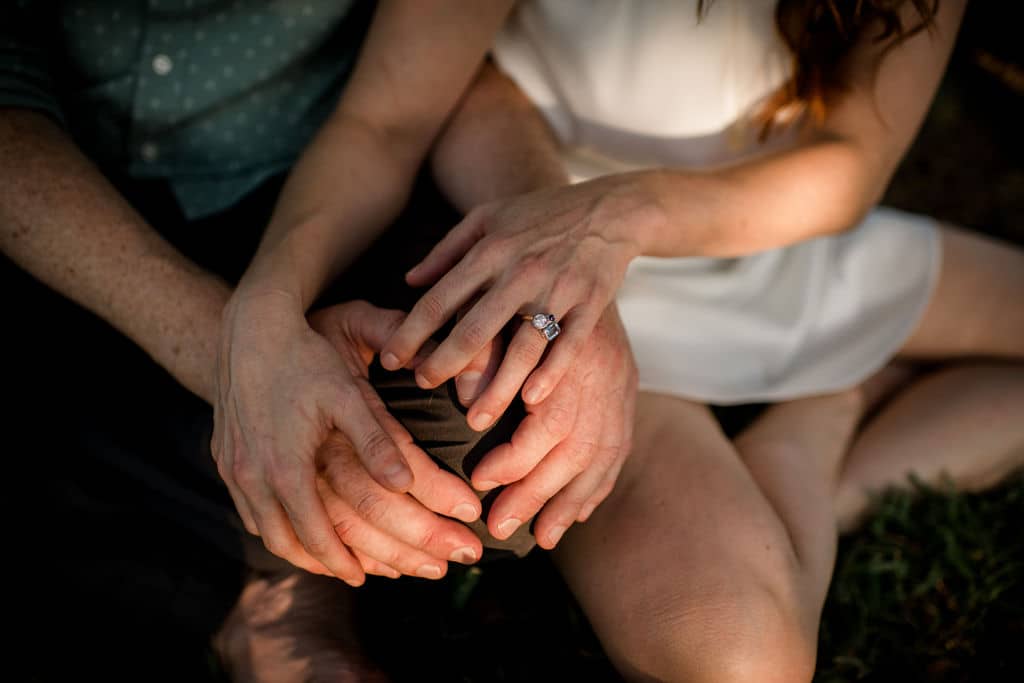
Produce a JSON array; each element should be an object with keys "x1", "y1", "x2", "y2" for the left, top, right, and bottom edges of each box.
[
  {"x1": 900, "y1": 225, "x2": 1024, "y2": 359},
  {"x1": 837, "y1": 362, "x2": 1024, "y2": 530},
  {"x1": 836, "y1": 226, "x2": 1024, "y2": 529},
  {"x1": 553, "y1": 392, "x2": 868, "y2": 683},
  {"x1": 214, "y1": 570, "x2": 389, "y2": 683}
]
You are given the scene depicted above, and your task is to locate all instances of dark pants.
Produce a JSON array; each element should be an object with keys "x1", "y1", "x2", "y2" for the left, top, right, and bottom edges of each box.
[{"x1": 9, "y1": 173, "x2": 535, "y2": 585}]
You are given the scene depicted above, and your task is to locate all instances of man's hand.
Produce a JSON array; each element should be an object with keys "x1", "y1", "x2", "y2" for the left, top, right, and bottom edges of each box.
[
  {"x1": 314, "y1": 428, "x2": 485, "y2": 581},
  {"x1": 467, "y1": 305, "x2": 638, "y2": 549},
  {"x1": 212, "y1": 297, "x2": 481, "y2": 584}
]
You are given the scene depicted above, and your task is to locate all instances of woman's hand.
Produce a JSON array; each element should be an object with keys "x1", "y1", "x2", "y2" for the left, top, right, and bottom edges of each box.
[
  {"x1": 212, "y1": 295, "x2": 475, "y2": 583},
  {"x1": 380, "y1": 175, "x2": 656, "y2": 431}
]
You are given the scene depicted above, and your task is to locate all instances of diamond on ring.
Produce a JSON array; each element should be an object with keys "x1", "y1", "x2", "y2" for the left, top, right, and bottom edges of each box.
[
  {"x1": 526, "y1": 313, "x2": 560, "y2": 341},
  {"x1": 531, "y1": 313, "x2": 556, "y2": 330}
]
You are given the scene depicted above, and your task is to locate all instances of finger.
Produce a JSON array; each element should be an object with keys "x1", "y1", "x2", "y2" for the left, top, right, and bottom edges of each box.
[
  {"x1": 313, "y1": 479, "x2": 446, "y2": 581},
  {"x1": 411, "y1": 280, "x2": 539, "y2": 390},
  {"x1": 250, "y1": 494, "x2": 351, "y2": 580},
  {"x1": 532, "y1": 399, "x2": 620, "y2": 547},
  {"x1": 351, "y1": 548, "x2": 401, "y2": 579},
  {"x1": 323, "y1": 451, "x2": 483, "y2": 566},
  {"x1": 222, "y1": 468, "x2": 260, "y2": 536},
  {"x1": 329, "y1": 384, "x2": 413, "y2": 492},
  {"x1": 578, "y1": 453, "x2": 626, "y2": 523},
  {"x1": 269, "y1": 463, "x2": 368, "y2": 584},
  {"x1": 486, "y1": 436, "x2": 597, "y2": 541},
  {"x1": 330, "y1": 506, "x2": 450, "y2": 580},
  {"x1": 212, "y1": 431, "x2": 260, "y2": 535},
  {"x1": 402, "y1": 446, "x2": 483, "y2": 523},
  {"x1": 454, "y1": 333, "x2": 504, "y2": 407},
  {"x1": 379, "y1": 265, "x2": 487, "y2": 372},
  {"x1": 470, "y1": 381, "x2": 578, "y2": 489},
  {"x1": 405, "y1": 212, "x2": 486, "y2": 287},
  {"x1": 532, "y1": 450, "x2": 613, "y2": 549},
  {"x1": 353, "y1": 378, "x2": 480, "y2": 518},
  {"x1": 345, "y1": 303, "x2": 407, "y2": 353},
  {"x1": 522, "y1": 302, "x2": 605, "y2": 406},
  {"x1": 464, "y1": 320, "x2": 550, "y2": 431}
]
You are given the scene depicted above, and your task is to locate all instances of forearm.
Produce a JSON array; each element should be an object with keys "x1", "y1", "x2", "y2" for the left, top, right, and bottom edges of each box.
[
  {"x1": 0, "y1": 109, "x2": 227, "y2": 402},
  {"x1": 235, "y1": 1, "x2": 515, "y2": 312},
  {"x1": 630, "y1": 134, "x2": 884, "y2": 258},
  {"x1": 236, "y1": 113, "x2": 417, "y2": 309},
  {"x1": 431, "y1": 61, "x2": 568, "y2": 209}
]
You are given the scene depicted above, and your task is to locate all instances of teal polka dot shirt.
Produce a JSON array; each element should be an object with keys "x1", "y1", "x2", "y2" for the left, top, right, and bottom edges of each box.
[{"x1": 0, "y1": 0, "x2": 373, "y2": 219}]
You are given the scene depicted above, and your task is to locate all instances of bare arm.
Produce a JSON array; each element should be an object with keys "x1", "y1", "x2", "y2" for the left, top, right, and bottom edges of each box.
[
  {"x1": 213, "y1": 0, "x2": 517, "y2": 581},
  {"x1": 430, "y1": 60, "x2": 567, "y2": 210},
  {"x1": 632, "y1": 0, "x2": 968, "y2": 257},
  {"x1": 236, "y1": 1, "x2": 515, "y2": 309},
  {"x1": 0, "y1": 110, "x2": 228, "y2": 403}
]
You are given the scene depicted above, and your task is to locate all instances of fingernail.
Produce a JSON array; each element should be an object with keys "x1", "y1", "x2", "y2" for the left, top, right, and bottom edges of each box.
[
  {"x1": 547, "y1": 525, "x2": 567, "y2": 547},
  {"x1": 455, "y1": 372, "x2": 483, "y2": 404},
  {"x1": 469, "y1": 412, "x2": 493, "y2": 431},
  {"x1": 475, "y1": 480, "x2": 499, "y2": 492},
  {"x1": 381, "y1": 352, "x2": 401, "y2": 370},
  {"x1": 451, "y1": 503, "x2": 479, "y2": 522},
  {"x1": 416, "y1": 564, "x2": 443, "y2": 579},
  {"x1": 523, "y1": 385, "x2": 544, "y2": 404},
  {"x1": 449, "y1": 546, "x2": 478, "y2": 564},
  {"x1": 383, "y1": 566, "x2": 400, "y2": 579},
  {"x1": 415, "y1": 372, "x2": 433, "y2": 389},
  {"x1": 496, "y1": 518, "x2": 522, "y2": 538},
  {"x1": 383, "y1": 463, "x2": 413, "y2": 490}
]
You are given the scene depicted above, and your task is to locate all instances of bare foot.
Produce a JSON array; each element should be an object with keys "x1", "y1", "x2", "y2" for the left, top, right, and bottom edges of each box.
[{"x1": 214, "y1": 570, "x2": 389, "y2": 683}]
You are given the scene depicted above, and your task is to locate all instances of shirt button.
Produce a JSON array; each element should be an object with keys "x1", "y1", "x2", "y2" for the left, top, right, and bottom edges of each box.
[
  {"x1": 152, "y1": 54, "x2": 174, "y2": 75},
  {"x1": 140, "y1": 142, "x2": 160, "y2": 162}
]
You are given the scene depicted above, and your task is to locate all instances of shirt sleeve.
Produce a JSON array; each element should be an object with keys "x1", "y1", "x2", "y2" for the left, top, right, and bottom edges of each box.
[{"x1": 0, "y1": 0, "x2": 66, "y2": 126}]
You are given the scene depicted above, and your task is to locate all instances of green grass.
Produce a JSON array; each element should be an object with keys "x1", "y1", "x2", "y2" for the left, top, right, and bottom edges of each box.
[{"x1": 816, "y1": 475, "x2": 1024, "y2": 682}]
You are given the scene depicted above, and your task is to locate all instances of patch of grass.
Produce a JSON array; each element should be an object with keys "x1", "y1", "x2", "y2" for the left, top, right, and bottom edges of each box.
[{"x1": 816, "y1": 475, "x2": 1024, "y2": 682}]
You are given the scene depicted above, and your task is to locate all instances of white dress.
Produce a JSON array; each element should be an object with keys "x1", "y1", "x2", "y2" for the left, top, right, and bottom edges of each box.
[{"x1": 492, "y1": 0, "x2": 941, "y2": 404}]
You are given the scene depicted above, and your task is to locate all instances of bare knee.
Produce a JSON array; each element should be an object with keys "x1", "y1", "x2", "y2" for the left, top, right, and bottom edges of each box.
[{"x1": 610, "y1": 582, "x2": 817, "y2": 683}]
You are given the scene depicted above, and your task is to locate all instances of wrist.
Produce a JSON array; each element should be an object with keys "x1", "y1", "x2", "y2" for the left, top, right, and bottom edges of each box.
[{"x1": 592, "y1": 170, "x2": 667, "y2": 261}]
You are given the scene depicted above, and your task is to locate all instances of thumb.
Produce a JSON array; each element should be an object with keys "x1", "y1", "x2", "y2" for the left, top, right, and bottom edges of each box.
[{"x1": 348, "y1": 303, "x2": 407, "y2": 354}]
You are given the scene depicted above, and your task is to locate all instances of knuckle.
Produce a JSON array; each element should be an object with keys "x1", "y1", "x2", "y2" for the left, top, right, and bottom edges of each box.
[
  {"x1": 595, "y1": 480, "x2": 616, "y2": 502},
  {"x1": 352, "y1": 490, "x2": 385, "y2": 523},
  {"x1": 416, "y1": 292, "x2": 449, "y2": 326},
  {"x1": 456, "y1": 318, "x2": 491, "y2": 352},
  {"x1": 415, "y1": 525, "x2": 440, "y2": 551},
  {"x1": 303, "y1": 534, "x2": 333, "y2": 559},
  {"x1": 381, "y1": 547, "x2": 405, "y2": 571},
  {"x1": 509, "y1": 338, "x2": 543, "y2": 368},
  {"x1": 266, "y1": 463, "x2": 299, "y2": 495},
  {"x1": 541, "y1": 405, "x2": 574, "y2": 440},
  {"x1": 566, "y1": 443, "x2": 595, "y2": 474},
  {"x1": 358, "y1": 429, "x2": 396, "y2": 467},
  {"x1": 231, "y1": 455, "x2": 259, "y2": 491},
  {"x1": 523, "y1": 488, "x2": 551, "y2": 513},
  {"x1": 332, "y1": 516, "x2": 359, "y2": 545},
  {"x1": 263, "y1": 537, "x2": 293, "y2": 559}
]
